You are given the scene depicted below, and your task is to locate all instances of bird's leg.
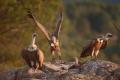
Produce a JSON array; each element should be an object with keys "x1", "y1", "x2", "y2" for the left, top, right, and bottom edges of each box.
[
  {"x1": 58, "y1": 51, "x2": 64, "y2": 63},
  {"x1": 95, "y1": 50, "x2": 99, "y2": 60},
  {"x1": 58, "y1": 51, "x2": 62, "y2": 60},
  {"x1": 25, "y1": 60, "x2": 34, "y2": 71},
  {"x1": 34, "y1": 63, "x2": 39, "y2": 72},
  {"x1": 39, "y1": 62, "x2": 43, "y2": 70},
  {"x1": 26, "y1": 60, "x2": 32, "y2": 68},
  {"x1": 91, "y1": 49, "x2": 95, "y2": 60},
  {"x1": 91, "y1": 56, "x2": 94, "y2": 61},
  {"x1": 56, "y1": 46, "x2": 62, "y2": 61},
  {"x1": 51, "y1": 51, "x2": 56, "y2": 63},
  {"x1": 33, "y1": 61, "x2": 37, "y2": 69},
  {"x1": 91, "y1": 49, "x2": 94, "y2": 57},
  {"x1": 27, "y1": 61, "x2": 34, "y2": 73}
]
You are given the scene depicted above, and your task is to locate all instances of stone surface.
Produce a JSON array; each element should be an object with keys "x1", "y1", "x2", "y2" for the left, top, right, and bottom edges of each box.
[{"x1": 0, "y1": 60, "x2": 120, "y2": 80}]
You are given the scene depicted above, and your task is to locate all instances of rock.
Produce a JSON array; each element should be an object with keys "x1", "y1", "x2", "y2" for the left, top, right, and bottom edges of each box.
[
  {"x1": 79, "y1": 60, "x2": 119, "y2": 75},
  {"x1": 106, "y1": 68, "x2": 120, "y2": 80},
  {"x1": 0, "y1": 60, "x2": 119, "y2": 80}
]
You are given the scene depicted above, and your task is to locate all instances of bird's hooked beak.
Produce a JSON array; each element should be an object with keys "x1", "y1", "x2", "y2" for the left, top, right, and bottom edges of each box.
[
  {"x1": 32, "y1": 33, "x2": 38, "y2": 38},
  {"x1": 106, "y1": 33, "x2": 113, "y2": 38}
]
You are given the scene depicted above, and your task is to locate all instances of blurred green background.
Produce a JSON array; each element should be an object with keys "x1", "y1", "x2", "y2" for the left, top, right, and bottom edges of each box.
[{"x1": 0, "y1": 0, "x2": 120, "y2": 71}]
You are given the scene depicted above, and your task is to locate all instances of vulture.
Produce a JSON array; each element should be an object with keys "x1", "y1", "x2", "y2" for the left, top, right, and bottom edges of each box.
[
  {"x1": 80, "y1": 33, "x2": 112, "y2": 58},
  {"x1": 21, "y1": 33, "x2": 44, "y2": 71},
  {"x1": 27, "y1": 10, "x2": 63, "y2": 61}
]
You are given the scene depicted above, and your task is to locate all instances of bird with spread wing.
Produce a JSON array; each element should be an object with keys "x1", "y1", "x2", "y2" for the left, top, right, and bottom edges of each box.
[
  {"x1": 80, "y1": 33, "x2": 112, "y2": 59},
  {"x1": 27, "y1": 10, "x2": 63, "y2": 62}
]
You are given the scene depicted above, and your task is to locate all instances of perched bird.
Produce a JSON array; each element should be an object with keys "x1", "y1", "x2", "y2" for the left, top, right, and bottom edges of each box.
[
  {"x1": 80, "y1": 33, "x2": 112, "y2": 59},
  {"x1": 27, "y1": 10, "x2": 63, "y2": 61},
  {"x1": 21, "y1": 33, "x2": 44, "y2": 71}
]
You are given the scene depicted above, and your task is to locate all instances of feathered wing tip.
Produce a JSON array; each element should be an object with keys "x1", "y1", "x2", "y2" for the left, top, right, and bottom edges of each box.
[
  {"x1": 27, "y1": 9, "x2": 35, "y2": 19},
  {"x1": 113, "y1": 23, "x2": 120, "y2": 32},
  {"x1": 27, "y1": 10, "x2": 51, "y2": 41},
  {"x1": 59, "y1": 10, "x2": 63, "y2": 20},
  {"x1": 53, "y1": 10, "x2": 63, "y2": 38}
]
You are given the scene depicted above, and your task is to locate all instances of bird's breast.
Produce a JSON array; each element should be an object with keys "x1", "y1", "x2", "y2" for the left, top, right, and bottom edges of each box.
[{"x1": 94, "y1": 42, "x2": 102, "y2": 50}]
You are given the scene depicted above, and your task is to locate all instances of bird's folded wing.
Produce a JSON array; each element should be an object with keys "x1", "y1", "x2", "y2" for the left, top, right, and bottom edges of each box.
[{"x1": 80, "y1": 40, "x2": 95, "y2": 57}]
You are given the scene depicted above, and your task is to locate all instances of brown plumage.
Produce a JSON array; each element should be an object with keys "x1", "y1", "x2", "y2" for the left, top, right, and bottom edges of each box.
[
  {"x1": 21, "y1": 33, "x2": 44, "y2": 70},
  {"x1": 21, "y1": 48, "x2": 44, "y2": 70},
  {"x1": 27, "y1": 10, "x2": 63, "y2": 61},
  {"x1": 100, "y1": 40, "x2": 107, "y2": 49},
  {"x1": 80, "y1": 38, "x2": 103, "y2": 58},
  {"x1": 80, "y1": 33, "x2": 112, "y2": 58}
]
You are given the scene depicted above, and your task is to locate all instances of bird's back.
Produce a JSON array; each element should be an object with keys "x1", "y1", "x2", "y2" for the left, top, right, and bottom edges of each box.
[
  {"x1": 80, "y1": 40, "x2": 95, "y2": 58},
  {"x1": 21, "y1": 48, "x2": 38, "y2": 61}
]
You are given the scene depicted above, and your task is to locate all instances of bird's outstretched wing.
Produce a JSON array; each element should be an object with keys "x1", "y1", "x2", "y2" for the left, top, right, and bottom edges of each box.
[
  {"x1": 28, "y1": 10, "x2": 51, "y2": 41},
  {"x1": 53, "y1": 11, "x2": 63, "y2": 38}
]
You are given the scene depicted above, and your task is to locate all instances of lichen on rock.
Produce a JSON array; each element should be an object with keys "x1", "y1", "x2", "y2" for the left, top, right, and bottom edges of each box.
[{"x1": 0, "y1": 60, "x2": 119, "y2": 80}]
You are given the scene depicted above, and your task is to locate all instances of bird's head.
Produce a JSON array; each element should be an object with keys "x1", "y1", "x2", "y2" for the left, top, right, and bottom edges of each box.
[
  {"x1": 105, "y1": 33, "x2": 113, "y2": 38},
  {"x1": 32, "y1": 33, "x2": 37, "y2": 38},
  {"x1": 104, "y1": 33, "x2": 113, "y2": 40}
]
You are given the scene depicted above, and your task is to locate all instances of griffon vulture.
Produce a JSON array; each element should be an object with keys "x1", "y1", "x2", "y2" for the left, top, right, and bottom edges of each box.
[
  {"x1": 80, "y1": 33, "x2": 112, "y2": 58},
  {"x1": 21, "y1": 33, "x2": 44, "y2": 71}
]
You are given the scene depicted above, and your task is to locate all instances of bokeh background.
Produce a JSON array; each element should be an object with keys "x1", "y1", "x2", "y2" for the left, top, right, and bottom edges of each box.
[{"x1": 0, "y1": 0, "x2": 120, "y2": 71}]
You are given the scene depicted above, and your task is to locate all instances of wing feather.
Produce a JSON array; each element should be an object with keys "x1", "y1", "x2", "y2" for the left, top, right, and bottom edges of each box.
[
  {"x1": 80, "y1": 39, "x2": 95, "y2": 57},
  {"x1": 28, "y1": 10, "x2": 51, "y2": 41},
  {"x1": 114, "y1": 24, "x2": 120, "y2": 32},
  {"x1": 53, "y1": 11, "x2": 63, "y2": 38}
]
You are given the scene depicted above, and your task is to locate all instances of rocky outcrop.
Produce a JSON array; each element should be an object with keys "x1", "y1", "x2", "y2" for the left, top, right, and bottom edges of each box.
[{"x1": 0, "y1": 60, "x2": 120, "y2": 80}]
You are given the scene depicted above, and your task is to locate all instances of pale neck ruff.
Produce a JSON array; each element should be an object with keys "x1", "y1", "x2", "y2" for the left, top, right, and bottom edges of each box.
[{"x1": 27, "y1": 44, "x2": 37, "y2": 52}]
